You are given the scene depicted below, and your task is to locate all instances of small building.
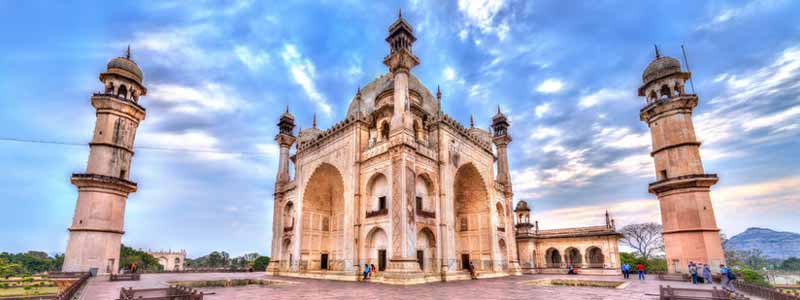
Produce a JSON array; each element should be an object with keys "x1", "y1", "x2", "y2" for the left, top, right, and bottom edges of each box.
[
  {"x1": 147, "y1": 250, "x2": 186, "y2": 271},
  {"x1": 514, "y1": 201, "x2": 622, "y2": 275}
]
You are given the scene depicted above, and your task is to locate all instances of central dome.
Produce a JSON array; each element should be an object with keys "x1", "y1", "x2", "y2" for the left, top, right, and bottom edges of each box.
[{"x1": 346, "y1": 72, "x2": 438, "y2": 118}]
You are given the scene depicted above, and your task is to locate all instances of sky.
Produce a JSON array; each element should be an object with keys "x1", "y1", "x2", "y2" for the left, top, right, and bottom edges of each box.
[{"x1": 0, "y1": 0, "x2": 798, "y2": 258}]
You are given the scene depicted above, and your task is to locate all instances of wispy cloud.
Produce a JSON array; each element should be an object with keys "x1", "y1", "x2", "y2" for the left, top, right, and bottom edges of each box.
[
  {"x1": 281, "y1": 44, "x2": 332, "y2": 116},
  {"x1": 578, "y1": 88, "x2": 628, "y2": 109},
  {"x1": 536, "y1": 78, "x2": 564, "y2": 94},
  {"x1": 147, "y1": 82, "x2": 246, "y2": 115},
  {"x1": 234, "y1": 45, "x2": 270, "y2": 71}
]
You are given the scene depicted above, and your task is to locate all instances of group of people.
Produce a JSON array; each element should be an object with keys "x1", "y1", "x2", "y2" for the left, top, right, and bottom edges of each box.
[
  {"x1": 362, "y1": 264, "x2": 378, "y2": 280},
  {"x1": 621, "y1": 262, "x2": 647, "y2": 280},
  {"x1": 687, "y1": 261, "x2": 712, "y2": 284}
]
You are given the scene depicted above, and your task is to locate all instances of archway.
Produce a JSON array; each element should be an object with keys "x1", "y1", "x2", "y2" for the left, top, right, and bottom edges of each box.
[
  {"x1": 366, "y1": 173, "x2": 388, "y2": 213},
  {"x1": 565, "y1": 247, "x2": 582, "y2": 267},
  {"x1": 545, "y1": 248, "x2": 561, "y2": 268},
  {"x1": 415, "y1": 174, "x2": 434, "y2": 214},
  {"x1": 158, "y1": 256, "x2": 168, "y2": 270},
  {"x1": 496, "y1": 202, "x2": 506, "y2": 229},
  {"x1": 300, "y1": 163, "x2": 345, "y2": 271},
  {"x1": 454, "y1": 163, "x2": 490, "y2": 271},
  {"x1": 366, "y1": 227, "x2": 388, "y2": 271},
  {"x1": 416, "y1": 228, "x2": 436, "y2": 273},
  {"x1": 281, "y1": 239, "x2": 292, "y2": 271},
  {"x1": 586, "y1": 246, "x2": 604, "y2": 268},
  {"x1": 174, "y1": 257, "x2": 181, "y2": 270},
  {"x1": 283, "y1": 202, "x2": 295, "y2": 229}
]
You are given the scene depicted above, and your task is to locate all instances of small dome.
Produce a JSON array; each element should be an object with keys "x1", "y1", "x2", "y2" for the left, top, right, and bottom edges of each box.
[
  {"x1": 297, "y1": 127, "x2": 322, "y2": 144},
  {"x1": 107, "y1": 56, "x2": 143, "y2": 82},
  {"x1": 515, "y1": 201, "x2": 530, "y2": 212},
  {"x1": 642, "y1": 56, "x2": 681, "y2": 85},
  {"x1": 346, "y1": 72, "x2": 438, "y2": 118}
]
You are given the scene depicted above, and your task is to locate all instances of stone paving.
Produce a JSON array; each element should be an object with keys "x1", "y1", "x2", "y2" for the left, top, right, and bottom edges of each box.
[{"x1": 79, "y1": 272, "x2": 741, "y2": 300}]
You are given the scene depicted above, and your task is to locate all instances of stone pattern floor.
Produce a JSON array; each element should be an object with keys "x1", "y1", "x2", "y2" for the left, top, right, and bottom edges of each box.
[{"x1": 79, "y1": 272, "x2": 745, "y2": 300}]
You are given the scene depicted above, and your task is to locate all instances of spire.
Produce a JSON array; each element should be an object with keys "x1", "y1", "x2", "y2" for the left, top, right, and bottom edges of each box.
[
  {"x1": 605, "y1": 210, "x2": 611, "y2": 228},
  {"x1": 398, "y1": 8, "x2": 402, "y2": 19},
  {"x1": 126, "y1": 45, "x2": 131, "y2": 59},
  {"x1": 436, "y1": 85, "x2": 441, "y2": 99},
  {"x1": 654, "y1": 44, "x2": 661, "y2": 59},
  {"x1": 285, "y1": 104, "x2": 289, "y2": 113},
  {"x1": 312, "y1": 113, "x2": 317, "y2": 128},
  {"x1": 470, "y1": 114, "x2": 475, "y2": 128}
]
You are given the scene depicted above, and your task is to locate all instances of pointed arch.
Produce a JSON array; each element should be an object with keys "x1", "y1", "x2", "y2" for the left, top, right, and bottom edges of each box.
[
  {"x1": 453, "y1": 162, "x2": 491, "y2": 270},
  {"x1": 300, "y1": 163, "x2": 345, "y2": 271}
]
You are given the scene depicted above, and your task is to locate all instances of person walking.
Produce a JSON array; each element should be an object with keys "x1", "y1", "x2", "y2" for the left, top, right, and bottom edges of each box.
[
  {"x1": 362, "y1": 264, "x2": 371, "y2": 281},
  {"x1": 689, "y1": 261, "x2": 698, "y2": 284},
  {"x1": 720, "y1": 264, "x2": 737, "y2": 292},
  {"x1": 636, "y1": 262, "x2": 645, "y2": 280},
  {"x1": 468, "y1": 261, "x2": 477, "y2": 280},
  {"x1": 622, "y1": 263, "x2": 631, "y2": 279},
  {"x1": 370, "y1": 264, "x2": 376, "y2": 278},
  {"x1": 702, "y1": 264, "x2": 712, "y2": 285}
]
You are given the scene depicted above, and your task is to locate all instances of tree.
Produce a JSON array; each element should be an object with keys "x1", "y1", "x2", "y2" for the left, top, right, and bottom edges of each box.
[
  {"x1": 620, "y1": 223, "x2": 664, "y2": 259},
  {"x1": 253, "y1": 256, "x2": 270, "y2": 271},
  {"x1": 119, "y1": 245, "x2": 162, "y2": 272},
  {"x1": 780, "y1": 257, "x2": 800, "y2": 271}
]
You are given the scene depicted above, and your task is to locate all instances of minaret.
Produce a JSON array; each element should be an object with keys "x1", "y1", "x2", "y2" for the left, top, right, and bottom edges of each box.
[
  {"x1": 492, "y1": 106, "x2": 512, "y2": 188},
  {"x1": 381, "y1": 9, "x2": 424, "y2": 283},
  {"x1": 638, "y1": 47, "x2": 725, "y2": 273},
  {"x1": 63, "y1": 48, "x2": 147, "y2": 275},
  {"x1": 268, "y1": 106, "x2": 296, "y2": 275}
]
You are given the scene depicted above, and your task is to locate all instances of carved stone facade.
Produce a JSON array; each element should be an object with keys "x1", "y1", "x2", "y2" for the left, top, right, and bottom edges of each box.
[
  {"x1": 63, "y1": 48, "x2": 146, "y2": 275},
  {"x1": 639, "y1": 47, "x2": 725, "y2": 273},
  {"x1": 514, "y1": 202, "x2": 622, "y2": 275},
  {"x1": 267, "y1": 13, "x2": 521, "y2": 284},
  {"x1": 147, "y1": 250, "x2": 186, "y2": 271}
]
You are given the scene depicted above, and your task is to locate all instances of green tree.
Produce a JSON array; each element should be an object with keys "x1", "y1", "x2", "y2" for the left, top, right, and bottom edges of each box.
[
  {"x1": 619, "y1": 252, "x2": 666, "y2": 272},
  {"x1": 780, "y1": 257, "x2": 800, "y2": 271},
  {"x1": 119, "y1": 245, "x2": 162, "y2": 272},
  {"x1": 252, "y1": 256, "x2": 270, "y2": 271}
]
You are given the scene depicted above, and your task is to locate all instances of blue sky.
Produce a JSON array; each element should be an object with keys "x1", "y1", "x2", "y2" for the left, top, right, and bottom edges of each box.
[{"x1": 1, "y1": 0, "x2": 798, "y2": 258}]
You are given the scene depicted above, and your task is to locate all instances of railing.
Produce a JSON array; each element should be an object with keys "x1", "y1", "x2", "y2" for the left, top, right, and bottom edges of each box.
[
  {"x1": 110, "y1": 273, "x2": 140, "y2": 281},
  {"x1": 416, "y1": 210, "x2": 435, "y2": 219},
  {"x1": 366, "y1": 208, "x2": 388, "y2": 218},
  {"x1": 92, "y1": 93, "x2": 146, "y2": 111},
  {"x1": 659, "y1": 285, "x2": 749, "y2": 300},
  {"x1": 56, "y1": 272, "x2": 90, "y2": 300},
  {"x1": 648, "y1": 174, "x2": 719, "y2": 187},
  {"x1": 733, "y1": 280, "x2": 800, "y2": 300},
  {"x1": 117, "y1": 285, "x2": 206, "y2": 300}
]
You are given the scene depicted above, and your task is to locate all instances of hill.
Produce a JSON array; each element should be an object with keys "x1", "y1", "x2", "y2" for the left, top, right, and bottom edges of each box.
[{"x1": 725, "y1": 227, "x2": 800, "y2": 260}]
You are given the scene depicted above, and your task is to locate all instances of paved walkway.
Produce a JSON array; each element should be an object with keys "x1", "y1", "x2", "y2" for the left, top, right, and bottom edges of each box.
[{"x1": 79, "y1": 272, "x2": 741, "y2": 300}]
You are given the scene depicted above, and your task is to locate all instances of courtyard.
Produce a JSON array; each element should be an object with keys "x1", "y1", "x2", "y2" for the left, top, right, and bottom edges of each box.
[{"x1": 77, "y1": 272, "x2": 742, "y2": 300}]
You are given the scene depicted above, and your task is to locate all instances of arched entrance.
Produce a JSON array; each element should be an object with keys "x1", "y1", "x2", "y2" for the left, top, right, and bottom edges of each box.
[
  {"x1": 366, "y1": 227, "x2": 388, "y2": 271},
  {"x1": 498, "y1": 239, "x2": 508, "y2": 270},
  {"x1": 454, "y1": 163, "x2": 490, "y2": 271},
  {"x1": 545, "y1": 248, "x2": 561, "y2": 268},
  {"x1": 281, "y1": 239, "x2": 292, "y2": 271},
  {"x1": 300, "y1": 163, "x2": 345, "y2": 271},
  {"x1": 416, "y1": 228, "x2": 436, "y2": 273},
  {"x1": 366, "y1": 173, "x2": 388, "y2": 213},
  {"x1": 586, "y1": 246, "x2": 604, "y2": 268},
  {"x1": 565, "y1": 247, "x2": 582, "y2": 267}
]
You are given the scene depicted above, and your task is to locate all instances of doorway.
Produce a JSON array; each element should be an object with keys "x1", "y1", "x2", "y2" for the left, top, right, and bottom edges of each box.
[
  {"x1": 378, "y1": 250, "x2": 387, "y2": 271},
  {"x1": 417, "y1": 250, "x2": 424, "y2": 270},
  {"x1": 321, "y1": 254, "x2": 329, "y2": 270},
  {"x1": 461, "y1": 254, "x2": 470, "y2": 270}
]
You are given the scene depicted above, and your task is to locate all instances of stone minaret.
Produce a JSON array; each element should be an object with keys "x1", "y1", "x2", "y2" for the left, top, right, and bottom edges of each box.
[
  {"x1": 638, "y1": 47, "x2": 725, "y2": 273},
  {"x1": 63, "y1": 48, "x2": 147, "y2": 275},
  {"x1": 268, "y1": 107, "x2": 296, "y2": 274},
  {"x1": 382, "y1": 10, "x2": 424, "y2": 283},
  {"x1": 492, "y1": 107, "x2": 512, "y2": 189}
]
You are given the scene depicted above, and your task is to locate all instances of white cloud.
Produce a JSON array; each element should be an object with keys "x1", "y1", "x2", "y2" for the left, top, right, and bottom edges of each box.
[
  {"x1": 534, "y1": 199, "x2": 660, "y2": 230},
  {"x1": 234, "y1": 45, "x2": 269, "y2": 71},
  {"x1": 695, "y1": 0, "x2": 786, "y2": 31},
  {"x1": 255, "y1": 143, "x2": 280, "y2": 158},
  {"x1": 593, "y1": 126, "x2": 650, "y2": 150},
  {"x1": 609, "y1": 154, "x2": 653, "y2": 178},
  {"x1": 536, "y1": 78, "x2": 564, "y2": 94},
  {"x1": 147, "y1": 82, "x2": 245, "y2": 114},
  {"x1": 139, "y1": 130, "x2": 240, "y2": 161},
  {"x1": 713, "y1": 176, "x2": 800, "y2": 234},
  {"x1": 458, "y1": 0, "x2": 506, "y2": 33},
  {"x1": 578, "y1": 88, "x2": 628, "y2": 109},
  {"x1": 281, "y1": 44, "x2": 332, "y2": 116},
  {"x1": 132, "y1": 24, "x2": 231, "y2": 70},
  {"x1": 743, "y1": 105, "x2": 800, "y2": 131},
  {"x1": 530, "y1": 126, "x2": 560, "y2": 140},
  {"x1": 534, "y1": 102, "x2": 551, "y2": 118},
  {"x1": 459, "y1": 29, "x2": 469, "y2": 41}
]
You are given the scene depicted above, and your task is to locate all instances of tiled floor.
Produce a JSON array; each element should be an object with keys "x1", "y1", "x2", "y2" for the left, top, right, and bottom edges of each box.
[{"x1": 79, "y1": 272, "x2": 741, "y2": 300}]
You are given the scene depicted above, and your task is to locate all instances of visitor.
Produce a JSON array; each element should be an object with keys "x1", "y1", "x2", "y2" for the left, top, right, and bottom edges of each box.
[
  {"x1": 370, "y1": 264, "x2": 376, "y2": 278},
  {"x1": 636, "y1": 262, "x2": 645, "y2": 280},
  {"x1": 131, "y1": 263, "x2": 137, "y2": 273},
  {"x1": 567, "y1": 264, "x2": 576, "y2": 275},
  {"x1": 621, "y1": 263, "x2": 631, "y2": 279},
  {"x1": 363, "y1": 264, "x2": 370, "y2": 281},
  {"x1": 702, "y1": 264, "x2": 712, "y2": 285},
  {"x1": 721, "y1": 265, "x2": 736, "y2": 292},
  {"x1": 689, "y1": 261, "x2": 698, "y2": 284},
  {"x1": 468, "y1": 262, "x2": 477, "y2": 280}
]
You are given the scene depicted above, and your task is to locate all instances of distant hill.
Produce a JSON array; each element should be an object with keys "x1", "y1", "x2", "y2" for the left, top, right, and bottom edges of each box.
[{"x1": 725, "y1": 227, "x2": 800, "y2": 260}]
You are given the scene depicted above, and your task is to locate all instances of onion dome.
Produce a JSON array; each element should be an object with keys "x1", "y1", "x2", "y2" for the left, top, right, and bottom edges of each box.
[
  {"x1": 107, "y1": 58, "x2": 143, "y2": 83},
  {"x1": 515, "y1": 200, "x2": 530, "y2": 212}
]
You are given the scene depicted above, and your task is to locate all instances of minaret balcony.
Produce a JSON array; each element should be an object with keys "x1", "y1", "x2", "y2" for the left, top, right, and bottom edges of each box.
[
  {"x1": 639, "y1": 94, "x2": 698, "y2": 122},
  {"x1": 70, "y1": 173, "x2": 138, "y2": 193},
  {"x1": 648, "y1": 173, "x2": 718, "y2": 194},
  {"x1": 91, "y1": 93, "x2": 147, "y2": 121}
]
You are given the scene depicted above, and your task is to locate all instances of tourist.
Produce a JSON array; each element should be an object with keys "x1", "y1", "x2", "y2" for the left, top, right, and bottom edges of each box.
[
  {"x1": 363, "y1": 264, "x2": 370, "y2": 281},
  {"x1": 689, "y1": 261, "x2": 698, "y2": 284},
  {"x1": 468, "y1": 262, "x2": 477, "y2": 280},
  {"x1": 702, "y1": 264, "x2": 712, "y2": 285},
  {"x1": 131, "y1": 263, "x2": 137, "y2": 273},
  {"x1": 622, "y1": 263, "x2": 631, "y2": 279},
  {"x1": 370, "y1": 264, "x2": 376, "y2": 278},
  {"x1": 636, "y1": 262, "x2": 645, "y2": 280},
  {"x1": 567, "y1": 264, "x2": 576, "y2": 275},
  {"x1": 721, "y1": 265, "x2": 737, "y2": 292}
]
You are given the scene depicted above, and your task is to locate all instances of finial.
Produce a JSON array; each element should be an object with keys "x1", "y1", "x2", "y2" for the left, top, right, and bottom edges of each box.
[
  {"x1": 312, "y1": 113, "x2": 317, "y2": 128},
  {"x1": 654, "y1": 44, "x2": 661, "y2": 59},
  {"x1": 436, "y1": 85, "x2": 441, "y2": 99},
  {"x1": 356, "y1": 86, "x2": 362, "y2": 97},
  {"x1": 126, "y1": 45, "x2": 131, "y2": 59},
  {"x1": 285, "y1": 104, "x2": 289, "y2": 113},
  {"x1": 497, "y1": 105, "x2": 502, "y2": 114},
  {"x1": 399, "y1": 8, "x2": 402, "y2": 19},
  {"x1": 470, "y1": 114, "x2": 474, "y2": 128}
]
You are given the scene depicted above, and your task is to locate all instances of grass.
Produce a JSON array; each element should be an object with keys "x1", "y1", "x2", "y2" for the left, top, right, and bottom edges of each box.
[{"x1": 0, "y1": 286, "x2": 59, "y2": 296}]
